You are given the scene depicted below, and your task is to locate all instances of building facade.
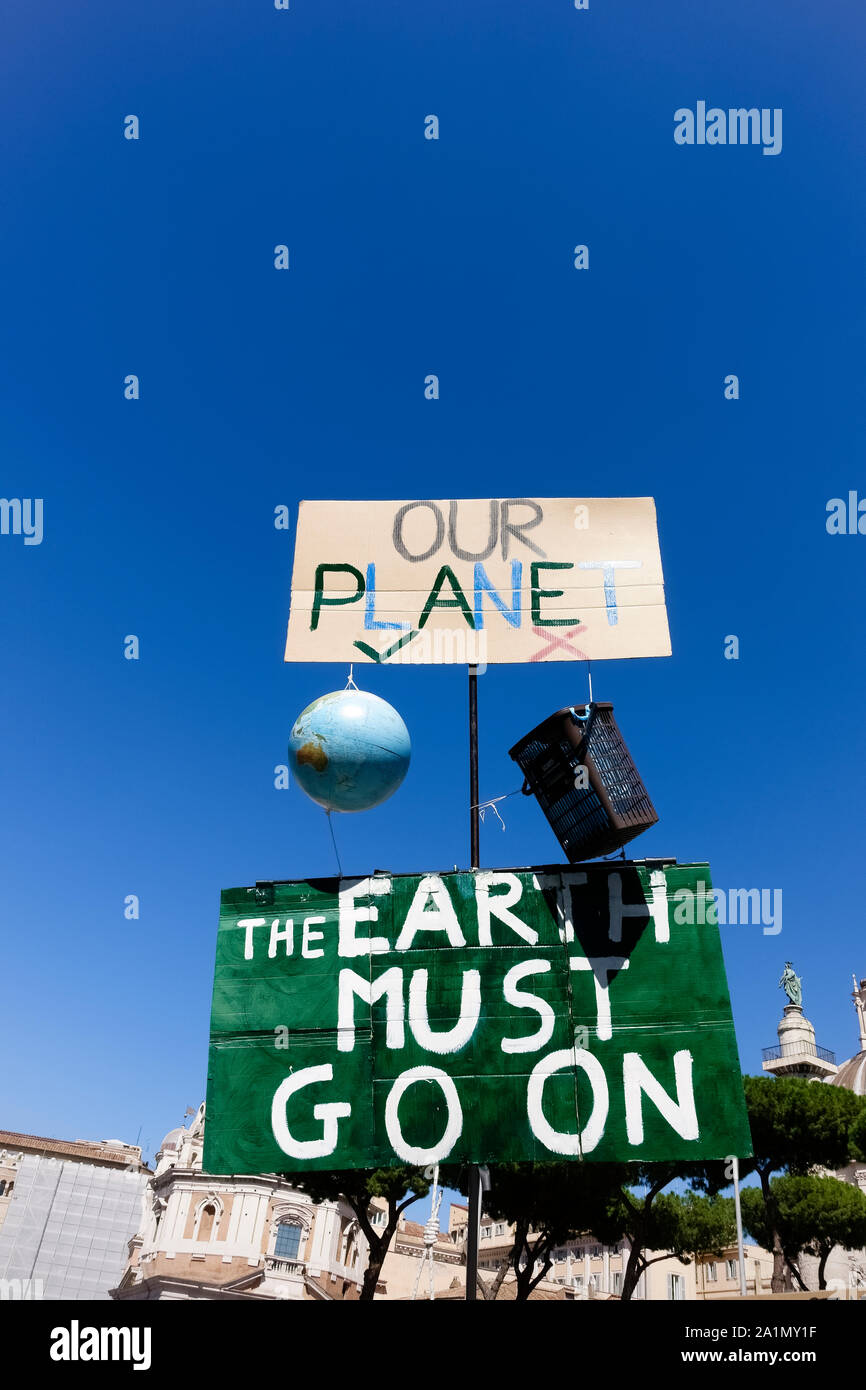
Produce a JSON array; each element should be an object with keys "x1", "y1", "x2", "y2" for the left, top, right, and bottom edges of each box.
[
  {"x1": 0, "y1": 1130, "x2": 149, "y2": 1300},
  {"x1": 829, "y1": 976, "x2": 866, "y2": 1099},
  {"x1": 113, "y1": 1105, "x2": 364, "y2": 1300}
]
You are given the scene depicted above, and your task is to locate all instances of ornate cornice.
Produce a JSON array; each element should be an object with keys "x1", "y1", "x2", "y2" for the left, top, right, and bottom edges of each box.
[
  {"x1": 151, "y1": 1170, "x2": 300, "y2": 1197},
  {"x1": 269, "y1": 1200, "x2": 313, "y2": 1236}
]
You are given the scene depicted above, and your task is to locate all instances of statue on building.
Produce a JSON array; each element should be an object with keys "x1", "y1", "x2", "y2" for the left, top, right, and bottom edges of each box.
[
  {"x1": 853, "y1": 975, "x2": 866, "y2": 1052},
  {"x1": 779, "y1": 961, "x2": 802, "y2": 1009}
]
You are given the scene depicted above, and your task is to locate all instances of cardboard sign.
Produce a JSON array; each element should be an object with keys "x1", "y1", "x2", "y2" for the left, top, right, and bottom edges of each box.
[
  {"x1": 283, "y1": 497, "x2": 671, "y2": 664},
  {"x1": 204, "y1": 863, "x2": 751, "y2": 1173}
]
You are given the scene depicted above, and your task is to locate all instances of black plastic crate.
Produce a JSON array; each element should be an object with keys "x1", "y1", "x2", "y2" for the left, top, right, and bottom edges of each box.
[{"x1": 508, "y1": 703, "x2": 658, "y2": 862}]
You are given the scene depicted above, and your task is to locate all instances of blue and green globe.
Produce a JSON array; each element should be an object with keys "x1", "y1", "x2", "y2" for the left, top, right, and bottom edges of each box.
[{"x1": 289, "y1": 689, "x2": 411, "y2": 813}]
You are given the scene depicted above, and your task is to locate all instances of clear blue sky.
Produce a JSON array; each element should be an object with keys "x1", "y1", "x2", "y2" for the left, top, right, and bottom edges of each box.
[{"x1": 1, "y1": 0, "x2": 864, "y2": 1177}]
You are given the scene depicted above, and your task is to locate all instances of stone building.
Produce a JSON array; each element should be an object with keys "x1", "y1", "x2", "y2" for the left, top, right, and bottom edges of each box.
[
  {"x1": 112, "y1": 1104, "x2": 364, "y2": 1300},
  {"x1": 0, "y1": 1129, "x2": 149, "y2": 1300},
  {"x1": 830, "y1": 976, "x2": 866, "y2": 1100}
]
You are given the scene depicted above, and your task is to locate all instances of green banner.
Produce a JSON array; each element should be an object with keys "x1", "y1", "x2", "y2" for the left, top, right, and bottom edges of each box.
[{"x1": 204, "y1": 863, "x2": 751, "y2": 1173}]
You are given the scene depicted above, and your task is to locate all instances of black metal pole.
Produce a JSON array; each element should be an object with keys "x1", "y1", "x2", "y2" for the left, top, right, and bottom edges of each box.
[
  {"x1": 469, "y1": 665, "x2": 480, "y2": 870},
  {"x1": 466, "y1": 1165, "x2": 481, "y2": 1301},
  {"x1": 466, "y1": 664, "x2": 480, "y2": 1300}
]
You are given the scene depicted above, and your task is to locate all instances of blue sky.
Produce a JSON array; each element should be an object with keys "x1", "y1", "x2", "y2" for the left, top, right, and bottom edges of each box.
[{"x1": 1, "y1": 0, "x2": 864, "y2": 1197}]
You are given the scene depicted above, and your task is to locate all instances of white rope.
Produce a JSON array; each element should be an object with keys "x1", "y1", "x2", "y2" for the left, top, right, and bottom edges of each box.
[
  {"x1": 411, "y1": 1165, "x2": 442, "y2": 1301},
  {"x1": 479, "y1": 801, "x2": 507, "y2": 831},
  {"x1": 471, "y1": 786, "x2": 523, "y2": 832}
]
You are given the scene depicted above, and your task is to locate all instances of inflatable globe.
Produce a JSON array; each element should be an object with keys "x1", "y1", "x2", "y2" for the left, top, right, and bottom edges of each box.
[{"x1": 289, "y1": 689, "x2": 411, "y2": 813}]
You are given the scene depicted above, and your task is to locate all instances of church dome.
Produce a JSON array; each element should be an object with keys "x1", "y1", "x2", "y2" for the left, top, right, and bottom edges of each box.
[
  {"x1": 158, "y1": 1127, "x2": 185, "y2": 1154},
  {"x1": 831, "y1": 1052, "x2": 866, "y2": 1096}
]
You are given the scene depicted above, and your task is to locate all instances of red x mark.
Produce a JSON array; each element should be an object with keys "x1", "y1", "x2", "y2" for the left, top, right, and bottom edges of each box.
[{"x1": 529, "y1": 624, "x2": 588, "y2": 662}]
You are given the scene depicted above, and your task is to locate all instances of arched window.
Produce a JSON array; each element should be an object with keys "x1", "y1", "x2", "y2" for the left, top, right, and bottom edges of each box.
[
  {"x1": 274, "y1": 1223, "x2": 303, "y2": 1260},
  {"x1": 198, "y1": 1204, "x2": 216, "y2": 1241},
  {"x1": 194, "y1": 1201, "x2": 221, "y2": 1243}
]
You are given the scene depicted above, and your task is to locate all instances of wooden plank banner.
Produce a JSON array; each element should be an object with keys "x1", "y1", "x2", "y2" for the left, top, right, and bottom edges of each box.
[
  {"x1": 204, "y1": 863, "x2": 751, "y2": 1174},
  {"x1": 283, "y1": 497, "x2": 671, "y2": 665}
]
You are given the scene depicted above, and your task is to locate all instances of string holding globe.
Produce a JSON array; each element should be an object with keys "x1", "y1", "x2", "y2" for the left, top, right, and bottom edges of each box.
[{"x1": 289, "y1": 688, "x2": 411, "y2": 813}]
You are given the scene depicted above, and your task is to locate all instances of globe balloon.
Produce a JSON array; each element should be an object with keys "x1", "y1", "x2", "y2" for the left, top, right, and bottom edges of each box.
[{"x1": 289, "y1": 689, "x2": 411, "y2": 813}]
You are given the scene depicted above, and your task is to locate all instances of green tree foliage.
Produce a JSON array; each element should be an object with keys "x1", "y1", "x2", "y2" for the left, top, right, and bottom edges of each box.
[
  {"x1": 597, "y1": 1163, "x2": 683, "y2": 1300},
  {"x1": 743, "y1": 1075, "x2": 861, "y2": 1175},
  {"x1": 482, "y1": 1161, "x2": 628, "y2": 1300},
  {"x1": 741, "y1": 1175, "x2": 866, "y2": 1290},
  {"x1": 281, "y1": 1166, "x2": 430, "y2": 1301},
  {"x1": 741, "y1": 1075, "x2": 866, "y2": 1291},
  {"x1": 599, "y1": 1171, "x2": 734, "y2": 1300},
  {"x1": 654, "y1": 1192, "x2": 737, "y2": 1266},
  {"x1": 481, "y1": 1162, "x2": 731, "y2": 1301}
]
